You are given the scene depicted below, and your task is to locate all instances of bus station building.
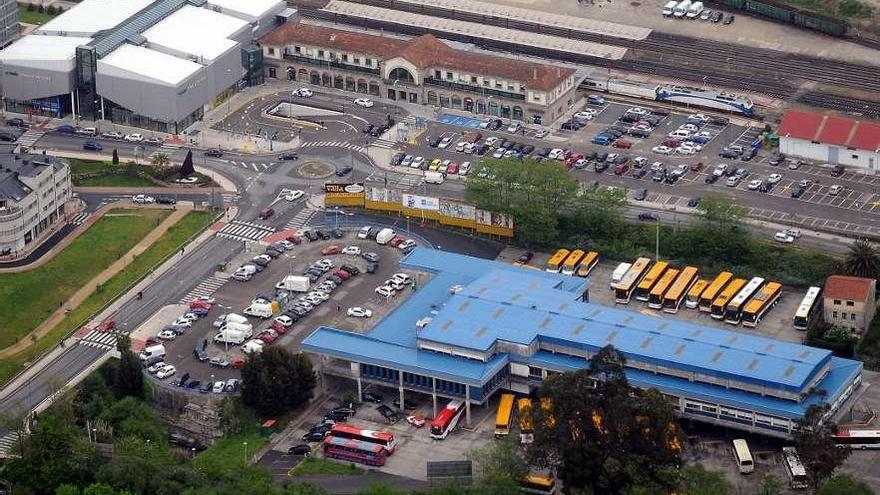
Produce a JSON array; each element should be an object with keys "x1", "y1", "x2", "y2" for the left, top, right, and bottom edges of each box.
[{"x1": 302, "y1": 249, "x2": 864, "y2": 439}]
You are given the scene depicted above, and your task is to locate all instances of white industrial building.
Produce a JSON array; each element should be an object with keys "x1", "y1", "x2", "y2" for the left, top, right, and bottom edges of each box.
[
  {"x1": 0, "y1": 0, "x2": 287, "y2": 133},
  {"x1": 778, "y1": 109, "x2": 880, "y2": 173}
]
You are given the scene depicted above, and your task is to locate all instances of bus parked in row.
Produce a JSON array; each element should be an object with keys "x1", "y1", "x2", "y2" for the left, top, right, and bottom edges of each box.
[
  {"x1": 430, "y1": 400, "x2": 466, "y2": 440},
  {"x1": 575, "y1": 251, "x2": 600, "y2": 277},
  {"x1": 518, "y1": 473, "x2": 558, "y2": 494},
  {"x1": 561, "y1": 249, "x2": 585, "y2": 276},
  {"x1": 635, "y1": 261, "x2": 669, "y2": 302},
  {"x1": 545, "y1": 249, "x2": 570, "y2": 273},
  {"x1": 711, "y1": 278, "x2": 747, "y2": 320},
  {"x1": 732, "y1": 439, "x2": 755, "y2": 474},
  {"x1": 495, "y1": 394, "x2": 516, "y2": 439},
  {"x1": 662, "y1": 266, "x2": 699, "y2": 313},
  {"x1": 781, "y1": 447, "x2": 809, "y2": 489},
  {"x1": 700, "y1": 271, "x2": 734, "y2": 312},
  {"x1": 323, "y1": 435, "x2": 387, "y2": 466},
  {"x1": 648, "y1": 268, "x2": 679, "y2": 310},
  {"x1": 833, "y1": 428, "x2": 880, "y2": 449},
  {"x1": 330, "y1": 424, "x2": 397, "y2": 454},
  {"x1": 724, "y1": 277, "x2": 766, "y2": 325},
  {"x1": 685, "y1": 278, "x2": 709, "y2": 309},
  {"x1": 793, "y1": 286, "x2": 822, "y2": 331},
  {"x1": 742, "y1": 282, "x2": 782, "y2": 328},
  {"x1": 613, "y1": 258, "x2": 652, "y2": 304}
]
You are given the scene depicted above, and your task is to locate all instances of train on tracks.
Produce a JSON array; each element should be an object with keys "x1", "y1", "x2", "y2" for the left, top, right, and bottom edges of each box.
[
  {"x1": 709, "y1": 0, "x2": 847, "y2": 36},
  {"x1": 582, "y1": 77, "x2": 755, "y2": 115}
]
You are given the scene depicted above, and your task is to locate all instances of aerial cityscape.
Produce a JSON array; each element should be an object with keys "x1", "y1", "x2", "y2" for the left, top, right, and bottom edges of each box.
[{"x1": 0, "y1": 0, "x2": 880, "y2": 493}]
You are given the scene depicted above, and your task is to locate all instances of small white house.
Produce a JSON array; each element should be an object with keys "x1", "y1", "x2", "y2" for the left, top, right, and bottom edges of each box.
[{"x1": 778, "y1": 109, "x2": 880, "y2": 173}]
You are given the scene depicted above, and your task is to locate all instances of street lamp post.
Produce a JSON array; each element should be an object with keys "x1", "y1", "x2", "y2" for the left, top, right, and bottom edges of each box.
[
  {"x1": 655, "y1": 217, "x2": 661, "y2": 261},
  {"x1": 243, "y1": 442, "x2": 249, "y2": 464}
]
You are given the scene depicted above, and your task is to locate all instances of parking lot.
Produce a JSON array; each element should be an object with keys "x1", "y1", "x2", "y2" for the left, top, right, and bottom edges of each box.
[{"x1": 135, "y1": 226, "x2": 425, "y2": 392}]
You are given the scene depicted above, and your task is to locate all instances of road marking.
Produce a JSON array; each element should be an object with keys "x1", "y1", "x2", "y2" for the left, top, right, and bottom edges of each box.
[{"x1": 251, "y1": 163, "x2": 260, "y2": 172}]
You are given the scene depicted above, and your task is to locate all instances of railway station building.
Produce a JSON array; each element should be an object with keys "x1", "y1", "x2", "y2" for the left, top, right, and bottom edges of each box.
[
  {"x1": 259, "y1": 22, "x2": 578, "y2": 124},
  {"x1": 0, "y1": 0, "x2": 286, "y2": 133},
  {"x1": 302, "y1": 249, "x2": 864, "y2": 439},
  {"x1": 778, "y1": 109, "x2": 880, "y2": 173}
]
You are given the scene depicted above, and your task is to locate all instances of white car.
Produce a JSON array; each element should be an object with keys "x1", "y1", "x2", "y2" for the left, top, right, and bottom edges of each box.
[
  {"x1": 484, "y1": 137, "x2": 500, "y2": 147},
  {"x1": 309, "y1": 290, "x2": 330, "y2": 302},
  {"x1": 767, "y1": 173, "x2": 783, "y2": 184},
  {"x1": 438, "y1": 137, "x2": 453, "y2": 149},
  {"x1": 439, "y1": 159, "x2": 451, "y2": 174},
  {"x1": 342, "y1": 246, "x2": 361, "y2": 255},
  {"x1": 242, "y1": 339, "x2": 265, "y2": 354},
  {"x1": 357, "y1": 226, "x2": 372, "y2": 239},
  {"x1": 147, "y1": 361, "x2": 166, "y2": 374},
  {"x1": 713, "y1": 164, "x2": 729, "y2": 177},
  {"x1": 274, "y1": 315, "x2": 294, "y2": 327},
  {"x1": 675, "y1": 146, "x2": 697, "y2": 155},
  {"x1": 175, "y1": 176, "x2": 198, "y2": 184},
  {"x1": 747, "y1": 179, "x2": 763, "y2": 190},
  {"x1": 284, "y1": 190, "x2": 305, "y2": 202},
  {"x1": 157, "y1": 329, "x2": 177, "y2": 340},
  {"x1": 829, "y1": 184, "x2": 844, "y2": 196},
  {"x1": 785, "y1": 228, "x2": 802, "y2": 238},
  {"x1": 399, "y1": 239, "x2": 416, "y2": 251},
  {"x1": 212, "y1": 381, "x2": 226, "y2": 393},
  {"x1": 535, "y1": 128, "x2": 549, "y2": 138},
  {"x1": 605, "y1": 153, "x2": 619, "y2": 163},
  {"x1": 102, "y1": 131, "x2": 124, "y2": 139},
  {"x1": 406, "y1": 415, "x2": 426, "y2": 428},
  {"x1": 688, "y1": 113, "x2": 710, "y2": 122},
  {"x1": 573, "y1": 111, "x2": 594, "y2": 121},
  {"x1": 548, "y1": 148, "x2": 565, "y2": 160},
  {"x1": 411, "y1": 156, "x2": 425, "y2": 169},
  {"x1": 460, "y1": 162, "x2": 471, "y2": 176},
  {"x1": 774, "y1": 231, "x2": 795, "y2": 243},
  {"x1": 347, "y1": 307, "x2": 373, "y2": 318},
  {"x1": 156, "y1": 365, "x2": 177, "y2": 379},
  {"x1": 132, "y1": 194, "x2": 155, "y2": 204},
  {"x1": 463, "y1": 143, "x2": 476, "y2": 154},
  {"x1": 293, "y1": 88, "x2": 313, "y2": 97},
  {"x1": 492, "y1": 148, "x2": 506, "y2": 159},
  {"x1": 376, "y1": 286, "x2": 394, "y2": 298},
  {"x1": 392, "y1": 273, "x2": 412, "y2": 285},
  {"x1": 354, "y1": 98, "x2": 374, "y2": 108},
  {"x1": 628, "y1": 107, "x2": 650, "y2": 116},
  {"x1": 679, "y1": 123, "x2": 700, "y2": 132},
  {"x1": 652, "y1": 145, "x2": 673, "y2": 155},
  {"x1": 172, "y1": 317, "x2": 193, "y2": 328},
  {"x1": 124, "y1": 133, "x2": 144, "y2": 142},
  {"x1": 455, "y1": 141, "x2": 468, "y2": 152},
  {"x1": 507, "y1": 122, "x2": 522, "y2": 133}
]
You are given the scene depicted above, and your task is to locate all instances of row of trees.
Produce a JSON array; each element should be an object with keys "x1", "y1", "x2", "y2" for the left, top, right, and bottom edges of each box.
[{"x1": 466, "y1": 158, "x2": 878, "y2": 286}]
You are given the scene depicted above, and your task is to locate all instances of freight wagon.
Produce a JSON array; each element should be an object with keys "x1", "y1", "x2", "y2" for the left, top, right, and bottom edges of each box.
[{"x1": 709, "y1": 0, "x2": 847, "y2": 36}]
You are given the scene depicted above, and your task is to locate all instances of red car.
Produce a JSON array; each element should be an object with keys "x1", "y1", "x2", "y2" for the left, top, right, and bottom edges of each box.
[
  {"x1": 614, "y1": 163, "x2": 630, "y2": 175},
  {"x1": 468, "y1": 132, "x2": 483, "y2": 144},
  {"x1": 689, "y1": 162, "x2": 704, "y2": 172},
  {"x1": 389, "y1": 236, "x2": 406, "y2": 248},
  {"x1": 564, "y1": 152, "x2": 584, "y2": 168},
  {"x1": 613, "y1": 140, "x2": 633, "y2": 149},
  {"x1": 286, "y1": 234, "x2": 302, "y2": 245},
  {"x1": 335, "y1": 269, "x2": 351, "y2": 280},
  {"x1": 231, "y1": 357, "x2": 245, "y2": 369},
  {"x1": 258, "y1": 208, "x2": 274, "y2": 220},
  {"x1": 258, "y1": 332, "x2": 276, "y2": 345},
  {"x1": 447, "y1": 163, "x2": 459, "y2": 175},
  {"x1": 321, "y1": 245, "x2": 340, "y2": 255},
  {"x1": 661, "y1": 138, "x2": 681, "y2": 148},
  {"x1": 190, "y1": 300, "x2": 212, "y2": 311},
  {"x1": 271, "y1": 322, "x2": 287, "y2": 334}
]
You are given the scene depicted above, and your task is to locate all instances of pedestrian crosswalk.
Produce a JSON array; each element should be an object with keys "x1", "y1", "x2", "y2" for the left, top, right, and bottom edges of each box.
[
  {"x1": 0, "y1": 431, "x2": 19, "y2": 458},
  {"x1": 227, "y1": 161, "x2": 275, "y2": 172},
  {"x1": 299, "y1": 141, "x2": 367, "y2": 154},
  {"x1": 69, "y1": 212, "x2": 90, "y2": 225},
  {"x1": 285, "y1": 207, "x2": 317, "y2": 230},
  {"x1": 216, "y1": 220, "x2": 275, "y2": 242},
  {"x1": 16, "y1": 128, "x2": 46, "y2": 148},
  {"x1": 79, "y1": 329, "x2": 117, "y2": 350},
  {"x1": 371, "y1": 138, "x2": 397, "y2": 149},
  {"x1": 179, "y1": 275, "x2": 228, "y2": 304}
]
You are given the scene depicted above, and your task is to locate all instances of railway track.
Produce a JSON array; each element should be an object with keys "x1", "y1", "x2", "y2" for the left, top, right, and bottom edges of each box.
[{"x1": 313, "y1": 0, "x2": 880, "y2": 110}]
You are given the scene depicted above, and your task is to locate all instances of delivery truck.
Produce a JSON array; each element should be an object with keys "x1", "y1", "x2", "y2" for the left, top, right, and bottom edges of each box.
[
  {"x1": 214, "y1": 329, "x2": 248, "y2": 345},
  {"x1": 243, "y1": 302, "x2": 273, "y2": 319},
  {"x1": 276, "y1": 275, "x2": 310, "y2": 292},
  {"x1": 662, "y1": 0, "x2": 678, "y2": 15}
]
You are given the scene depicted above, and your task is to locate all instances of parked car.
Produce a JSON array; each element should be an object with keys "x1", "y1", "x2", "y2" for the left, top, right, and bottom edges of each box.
[
  {"x1": 83, "y1": 140, "x2": 103, "y2": 151},
  {"x1": 258, "y1": 208, "x2": 274, "y2": 220},
  {"x1": 362, "y1": 392, "x2": 383, "y2": 403},
  {"x1": 288, "y1": 444, "x2": 312, "y2": 456}
]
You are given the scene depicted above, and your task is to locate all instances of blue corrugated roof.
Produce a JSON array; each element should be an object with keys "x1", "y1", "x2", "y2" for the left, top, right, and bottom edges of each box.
[{"x1": 418, "y1": 267, "x2": 830, "y2": 392}]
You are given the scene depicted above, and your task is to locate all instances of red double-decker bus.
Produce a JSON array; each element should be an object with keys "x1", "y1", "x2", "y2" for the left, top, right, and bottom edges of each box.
[
  {"x1": 322, "y1": 435, "x2": 387, "y2": 466},
  {"x1": 430, "y1": 400, "x2": 466, "y2": 440},
  {"x1": 330, "y1": 423, "x2": 397, "y2": 454}
]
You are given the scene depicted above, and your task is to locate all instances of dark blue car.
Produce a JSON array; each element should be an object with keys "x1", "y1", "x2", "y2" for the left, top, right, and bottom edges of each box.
[
  {"x1": 83, "y1": 140, "x2": 102, "y2": 151},
  {"x1": 55, "y1": 124, "x2": 76, "y2": 134}
]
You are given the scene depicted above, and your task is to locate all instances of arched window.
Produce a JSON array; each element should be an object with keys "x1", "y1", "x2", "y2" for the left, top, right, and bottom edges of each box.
[{"x1": 388, "y1": 67, "x2": 415, "y2": 84}]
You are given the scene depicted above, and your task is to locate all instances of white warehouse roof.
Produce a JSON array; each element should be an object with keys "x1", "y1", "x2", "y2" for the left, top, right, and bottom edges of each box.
[
  {"x1": 37, "y1": 0, "x2": 154, "y2": 36},
  {"x1": 0, "y1": 35, "x2": 93, "y2": 71},
  {"x1": 143, "y1": 5, "x2": 247, "y2": 61},
  {"x1": 98, "y1": 44, "x2": 202, "y2": 85},
  {"x1": 206, "y1": 0, "x2": 284, "y2": 20}
]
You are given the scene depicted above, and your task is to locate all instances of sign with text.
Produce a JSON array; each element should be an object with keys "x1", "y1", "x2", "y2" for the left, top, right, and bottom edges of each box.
[{"x1": 402, "y1": 194, "x2": 440, "y2": 211}]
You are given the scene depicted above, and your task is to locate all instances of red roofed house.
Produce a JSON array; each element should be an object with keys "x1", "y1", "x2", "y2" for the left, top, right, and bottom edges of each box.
[
  {"x1": 778, "y1": 109, "x2": 880, "y2": 173},
  {"x1": 260, "y1": 22, "x2": 578, "y2": 124},
  {"x1": 823, "y1": 275, "x2": 876, "y2": 333}
]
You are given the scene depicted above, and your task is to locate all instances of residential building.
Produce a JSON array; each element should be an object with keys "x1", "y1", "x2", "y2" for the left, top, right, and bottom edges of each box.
[
  {"x1": 778, "y1": 109, "x2": 880, "y2": 173},
  {"x1": 0, "y1": 0, "x2": 17, "y2": 48},
  {"x1": 303, "y1": 249, "x2": 863, "y2": 439},
  {"x1": 0, "y1": 153, "x2": 72, "y2": 256},
  {"x1": 260, "y1": 22, "x2": 578, "y2": 124},
  {"x1": 823, "y1": 275, "x2": 877, "y2": 333},
  {"x1": 0, "y1": 0, "x2": 286, "y2": 132}
]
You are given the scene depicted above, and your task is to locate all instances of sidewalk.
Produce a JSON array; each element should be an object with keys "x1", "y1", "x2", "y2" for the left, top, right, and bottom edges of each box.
[{"x1": 0, "y1": 206, "x2": 192, "y2": 359}]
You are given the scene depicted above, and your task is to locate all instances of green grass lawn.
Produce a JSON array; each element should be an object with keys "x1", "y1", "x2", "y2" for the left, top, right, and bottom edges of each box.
[
  {"x1": 0, "y1": 209, "x2": 214, "y2": 386},
  {"x1": 17, "y1": 5, "x2": 58, "y2": 25},
  {"x1": 194, "y1": 433, "x2": 269, "y2": 478},
  {"x1": 69, "y1": 159, "x2": 156, "y2": 187},
  {"x1": 289, "y1": 457, "x2": 365, "y2": 476},
  {"x1": 75, "y1": 174, "x2": 156, "y2": 187}
]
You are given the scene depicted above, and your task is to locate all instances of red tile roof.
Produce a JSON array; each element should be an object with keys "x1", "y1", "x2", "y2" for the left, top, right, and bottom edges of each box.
[
  {"x1": 778, "y1": 109, "x2": 880, "y2": 152},
  {"x1": 825, "y1": 275, "x2": 875, "y2": 302},
  {"x1": 260, "y1": 22, "x2": 574, "y2": 91}
]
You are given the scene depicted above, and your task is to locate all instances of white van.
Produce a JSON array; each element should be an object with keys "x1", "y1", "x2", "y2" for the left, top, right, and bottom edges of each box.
[
  {"x1": 662, "y1": 0, "x2": 678, "y2": 15},
  {"x1": 224, "y1": 321, "x2": 253, "y2": 338},
  {"x1": 233, "y1": 265, "x2": 257, "y2": 281},
  {"x1": 376, "y1": 228, "x2": 395, "y2": 245},
  {"x1": 214, "y1": 329, "x2": 248, "y2": 345},
  {"x1": 243, "y1": 302, "x2": 273, "y2": 319},
  {"x1": 686, "y1": 1, "x2": 703, "y2": 18},
  {"x1": 139, "y1": 344, "x2": 166, "y2": 361},
  {"x1": 610, "y1": 262, "x2": 632, "y2": 288},
  {"x1": 242, "y1": 339, "x2": 265, "y2": 354},
  {"x1": 732, "y1": 439, "x2": 755, "y2": 474},
  {"x1": 224, "y1": 313, "x2": 249, "y2": 326},
  {"x1": 668, "y1": 129, "x2": 692, "y2": 139},
  {"x1": 673, "y1": 0, "x2": 692, "y2": 17},
  {"x1": 425, "y1": 171, "x2": 444, "y2": 184}
]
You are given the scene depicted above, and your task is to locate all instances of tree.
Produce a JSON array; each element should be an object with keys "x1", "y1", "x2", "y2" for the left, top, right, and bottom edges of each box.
[
  {"x1": 97, "y1": 396, "x2": 165, "y2": 443},
  {"x1": 468, "y1": 435, "x2": 527, "y2": 494},
  {"x1": 240, "y1": 347, "x2": 316, "y2": 417},
  {"x1": 37, "y1": 3, "x2": 44, "y2": 12},
  {"x1": 95, "y1": 437, "x2": 188, "y2": 494},
  {"x1": 841, "y1": 239, "x2": 880, "y2": 280},
  {"x1": 27, "y1": 3, "x2": 35, "y2": 12},
  {"x1": 757, "y1": 474, "x2": 784, "y2": 495},
  {"x1": 108, "y1": 333, "x2": 143, "y2": 399},
  {"x1": 46, "y1": 4, "x2": 56, "y2": 15},
  {"x1": 179, "y1": 151, "x2": 195, "y2": 177},
  {"x1": 817, "y1": 473, "x2": 875, "y2": 495},
  {"x1": 528, "y1": 345, "x2": 680, "y2": 495},
  {"x1": 55, "y1": 485, "x2": 81, "y2": 495},
  {"x1": 678, "y1": 465, "x2": 731, "y2": 495},
  {"x1": 792, "y1": 404, "x2": 850, "y2": 488},
  {"x1": 111, "y1": 149, "x2": 119, "y2": 165}
]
